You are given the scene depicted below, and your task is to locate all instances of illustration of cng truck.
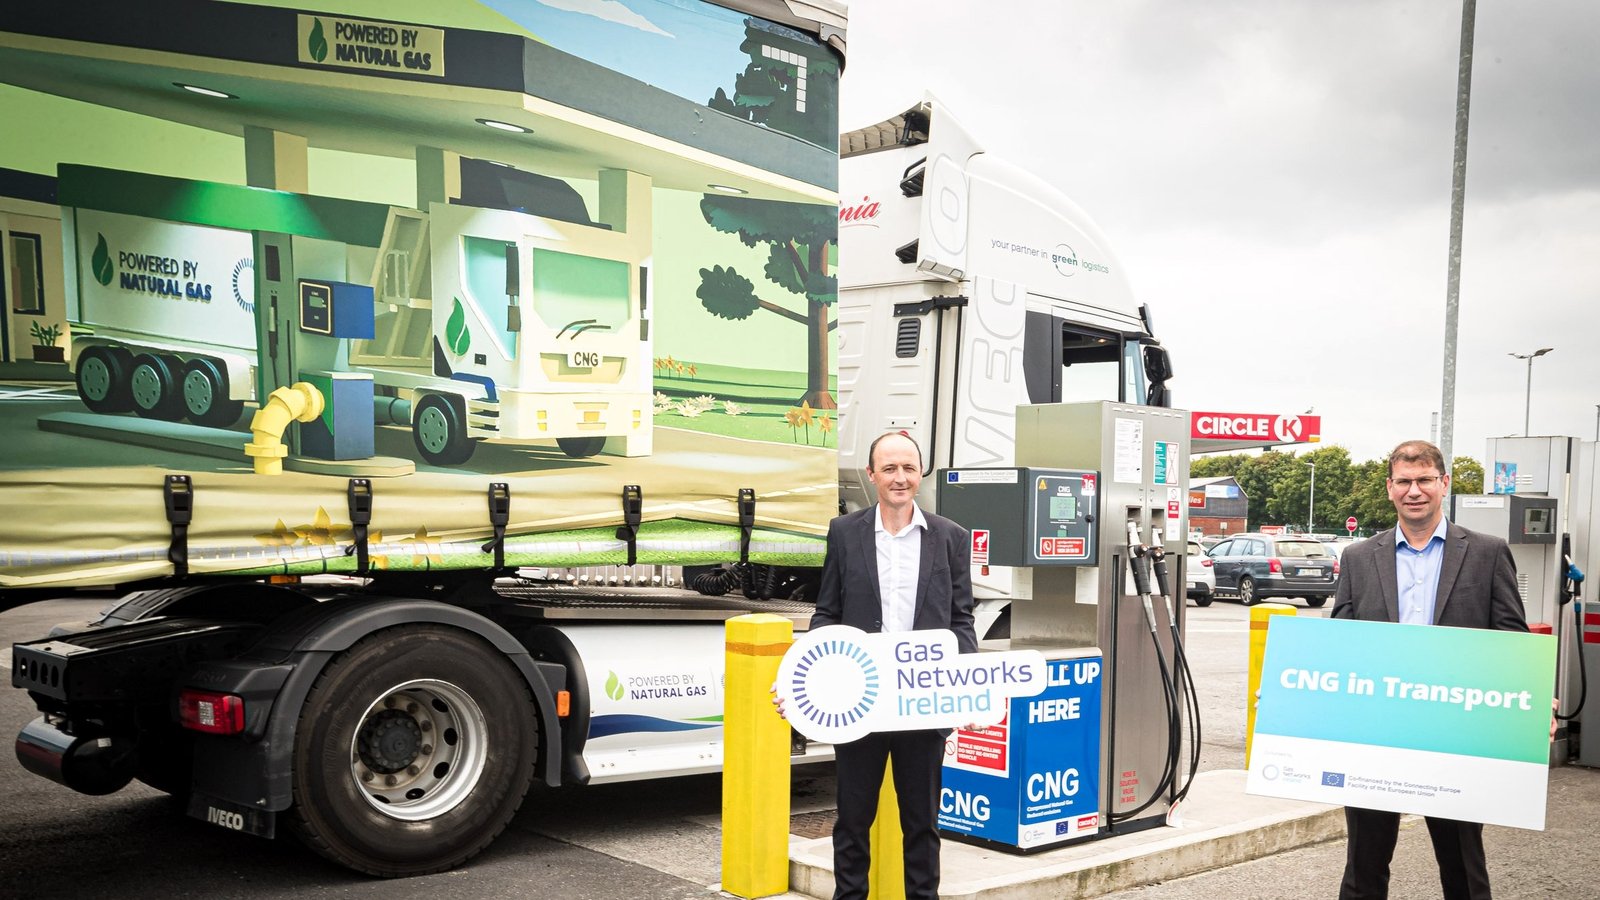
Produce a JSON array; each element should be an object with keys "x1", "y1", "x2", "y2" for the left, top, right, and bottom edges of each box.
[
  {"x1": 1, "y1": 0, "x2": 844, "y2": 878},
  {"x1": 67, "y1": 158, "x2": 654, "y2": 465}
]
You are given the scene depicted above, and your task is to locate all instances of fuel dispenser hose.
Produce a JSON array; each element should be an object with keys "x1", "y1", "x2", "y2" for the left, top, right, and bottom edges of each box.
[
  {"x1": 1556, "y1": 558, "x2": 1587, "y2": 721},
  {"x1": 1148, "y1": 534, "x2": 1202, "y2": 805},
  {"x1": 1109, "y1": 525, "x2": 1184, "y2": 824}
]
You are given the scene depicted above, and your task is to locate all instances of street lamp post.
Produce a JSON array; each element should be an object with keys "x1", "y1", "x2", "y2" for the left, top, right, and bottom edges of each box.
[
  {"x1": 1509, "y1": 348, "x2": 1553, "y2": 436},
  {"x1": 1307, "y1": 460, "x2": 1317, "y2": 534}
]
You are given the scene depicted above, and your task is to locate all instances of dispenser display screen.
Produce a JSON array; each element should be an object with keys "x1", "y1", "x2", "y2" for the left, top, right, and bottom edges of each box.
[
  {"x1": 299, "y1": 281, "x2": 332, "y2": 334},
  {"x1": 1049, "y1": 495, "x2": 1077, "y2": 521}
]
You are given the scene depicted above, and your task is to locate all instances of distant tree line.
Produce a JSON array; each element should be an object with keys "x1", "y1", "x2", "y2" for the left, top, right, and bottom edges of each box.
[{"x1": 1191, "y1": 448, "x2": 1484, "y2": 534}]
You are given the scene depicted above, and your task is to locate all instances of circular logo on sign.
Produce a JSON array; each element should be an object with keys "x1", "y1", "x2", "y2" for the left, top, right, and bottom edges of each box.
[
  {"x1": 1273, "y1": 415, "x2": 1302, "y2": 443},
  {"x1": 787, "y1": 636, "x2": 879, "y2": 742},
  {"x1": 1262, "y1": 764, "x2": 1281, "y2": 782}
]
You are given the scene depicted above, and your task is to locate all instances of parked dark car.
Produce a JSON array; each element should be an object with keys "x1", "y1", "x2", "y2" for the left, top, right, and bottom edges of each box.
[{"x1": 1207, "y1": 533, "x2": 1339, "y2": 607}]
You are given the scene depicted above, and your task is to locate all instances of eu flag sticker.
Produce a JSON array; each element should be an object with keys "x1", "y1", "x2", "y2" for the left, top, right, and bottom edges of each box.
[{"x1": 1322, "y1": 772, "x2": 1346, "y2": 787}]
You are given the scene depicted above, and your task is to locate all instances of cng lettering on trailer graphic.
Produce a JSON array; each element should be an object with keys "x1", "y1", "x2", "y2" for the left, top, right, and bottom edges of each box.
[{"x1": 1039, "y1": 537, "x2": 1086, "y2": 559}]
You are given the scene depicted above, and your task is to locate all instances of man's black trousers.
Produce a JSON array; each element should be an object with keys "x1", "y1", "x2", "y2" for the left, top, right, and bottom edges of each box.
[
  {"x1": 1340, "y1": 806, "x2": 1491, "y2": 900},
  {"x1": 831, "y1": 729, "x2": 945, "y2": 900}
]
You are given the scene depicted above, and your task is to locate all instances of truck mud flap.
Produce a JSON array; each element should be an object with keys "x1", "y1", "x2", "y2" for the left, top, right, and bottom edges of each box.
[{"x1": 188, "y1": 792, "x2": 274, "y2": 839}]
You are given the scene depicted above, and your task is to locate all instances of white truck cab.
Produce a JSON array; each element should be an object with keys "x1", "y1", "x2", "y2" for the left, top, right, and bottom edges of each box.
[{"x1": 835, "y1": 98, "x2": 1173, "y2": 605}]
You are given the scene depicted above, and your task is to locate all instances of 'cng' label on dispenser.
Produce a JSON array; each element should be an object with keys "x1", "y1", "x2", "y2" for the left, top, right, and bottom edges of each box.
[{"x1": 940, "y1": 652, "x2": 1103, "y2": 851}]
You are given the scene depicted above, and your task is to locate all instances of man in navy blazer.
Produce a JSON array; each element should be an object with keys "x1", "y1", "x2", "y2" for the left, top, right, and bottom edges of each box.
[
  {"x1": 811, "y1": 431, "x2": 976, "y2": 900},
  {"x1": 1331, "y1": 440, "x2": 1527, "y2": 900}
]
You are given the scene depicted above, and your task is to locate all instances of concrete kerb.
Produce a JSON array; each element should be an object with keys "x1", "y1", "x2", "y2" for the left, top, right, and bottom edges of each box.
[{"x1": 786, "y1": 770, "x2": 1347, "y2": 899}]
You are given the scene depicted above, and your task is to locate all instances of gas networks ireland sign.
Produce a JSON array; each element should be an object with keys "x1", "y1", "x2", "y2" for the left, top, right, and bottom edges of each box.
[
  {"x1": 776, "y1": 625, "x2": 1048, "y2": 744},
  {"x1": 298, "y1": 15, "x2": 445, "y2": 78}
]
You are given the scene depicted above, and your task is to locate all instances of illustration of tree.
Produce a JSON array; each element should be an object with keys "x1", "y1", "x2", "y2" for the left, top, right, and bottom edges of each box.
[{"x1": 696, "y1": 197, "x2": 836, "y2": 408}]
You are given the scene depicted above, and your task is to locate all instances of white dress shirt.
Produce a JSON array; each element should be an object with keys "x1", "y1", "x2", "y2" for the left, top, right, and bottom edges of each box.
[{"x1": 875, "y1": 503, "x2": 927, "y2": 633}]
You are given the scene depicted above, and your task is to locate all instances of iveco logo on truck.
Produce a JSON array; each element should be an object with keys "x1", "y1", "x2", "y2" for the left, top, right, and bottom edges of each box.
[{"x1": 207, "y1": 807, "x2": 245, "y2": 831}]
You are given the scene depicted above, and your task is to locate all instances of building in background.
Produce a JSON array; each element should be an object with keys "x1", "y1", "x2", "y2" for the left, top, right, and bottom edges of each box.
[{"x1": 1189, "y1": 475, "x2": 1247, "y2": 536}]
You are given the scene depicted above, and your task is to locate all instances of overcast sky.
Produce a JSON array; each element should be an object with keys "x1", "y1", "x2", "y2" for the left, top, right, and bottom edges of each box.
[{"x1": 838, "y1": 0, "x2": 1600, "y2": 464}]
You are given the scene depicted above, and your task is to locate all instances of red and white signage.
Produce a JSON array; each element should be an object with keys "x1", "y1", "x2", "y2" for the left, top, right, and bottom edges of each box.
[
  {"x1": 1039, "y1": 537, "x2": 1087, "y2": 558},
  {"x1": 1346, "y1": 516, "x2": 1358, "y2": 534},
  {"x1": 1191, "y1": 412, "x2": 1321, "y2": 444},
  {"x1": 972, "y1": 529, "x2": 990, "y2": 566}
]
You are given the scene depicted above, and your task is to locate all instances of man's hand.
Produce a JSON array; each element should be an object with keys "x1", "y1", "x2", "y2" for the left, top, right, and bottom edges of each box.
[{"x1": 771, "y1": 681, "x2": 788, "y2": 721}]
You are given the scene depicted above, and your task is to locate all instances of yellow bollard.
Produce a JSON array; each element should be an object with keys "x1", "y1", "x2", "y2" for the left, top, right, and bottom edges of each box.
[
  {"x1": 867, "y1": 761, "x2": 905, "y2": 900},
  {"x1": 1246, "y1": 603, "x2": 1298, "y2": 767},
  {"x1": 722, "y1": 614, "x2": 793, "y2": 899}
]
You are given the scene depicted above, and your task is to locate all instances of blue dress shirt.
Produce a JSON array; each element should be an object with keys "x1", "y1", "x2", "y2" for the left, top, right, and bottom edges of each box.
[{"x1": 1395, "y1": 516, "x2": 1449, "y2": 625}]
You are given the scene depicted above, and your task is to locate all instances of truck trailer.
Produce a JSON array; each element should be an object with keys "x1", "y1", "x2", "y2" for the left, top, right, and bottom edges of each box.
[{"x1": 2, "y1": 0, "x2": 1174, "y2": 877}]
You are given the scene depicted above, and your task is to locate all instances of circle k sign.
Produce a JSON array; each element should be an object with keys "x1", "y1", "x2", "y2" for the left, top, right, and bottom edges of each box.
[{"x1": 776, "y1": 626, "x2": 1049, "y2": 744}]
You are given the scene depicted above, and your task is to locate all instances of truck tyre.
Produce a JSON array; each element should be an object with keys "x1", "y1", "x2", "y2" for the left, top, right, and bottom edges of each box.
[
  {"x1": 413, "y1": 394, "x2": 475, "y2": 466},
  {"x1": 556, "y1": 436, "x2": 605, "y2": 458},
  {"x1": 1237, "y1": 575, "x2": 1257, "y2": 606},
  {"x1": 76, "y1": 345, "x2": 134, "y2": 413},
  {"x1": 129, "y1": 353, "x2": 186, "y2": 421},
  {"x1": 288, "y1": 625, "x2": 538, "y2": 877},
  {"x1": 181, "y1": 358, "x2": 245, "y2": 428}
]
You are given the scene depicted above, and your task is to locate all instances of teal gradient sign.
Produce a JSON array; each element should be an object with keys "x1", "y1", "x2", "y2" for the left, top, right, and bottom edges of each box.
[
  {"x1": 1257, "y1": 616, "x2": 1554, "y2": 763},
  {"x1": 1249, "y1": 615, "x2": 1555, "y2": 830}
]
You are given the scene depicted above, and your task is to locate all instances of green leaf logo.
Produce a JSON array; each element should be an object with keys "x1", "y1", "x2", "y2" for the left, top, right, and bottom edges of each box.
[
  {"x1": 445, "y1": 297, "x2": 471, "y2": 356},
  {"x1": 308, "y1": 18, "x2": 329, "y2": 63},
  {"x1": 604, "y1": 671, "x2": 625, "y2": 702},
  {"x1": 91, "y1": 233, "x2": 114, "y2": 286}
]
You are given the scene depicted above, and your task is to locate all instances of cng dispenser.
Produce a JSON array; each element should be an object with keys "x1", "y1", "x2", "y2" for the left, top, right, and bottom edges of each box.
[
  {"x1": 1456, "y1": 434, "x2": 1593, "y2": 763},
  {"x1": 934, "y1": 402, "x2": 1201, "y2": 851},
  {"x1": 254, "y1": 231, "x2": 377, "y2": 461}
]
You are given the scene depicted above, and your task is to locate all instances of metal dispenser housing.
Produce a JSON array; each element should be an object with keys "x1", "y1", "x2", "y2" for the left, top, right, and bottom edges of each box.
[{"x1": 1012, "y1": 401, "x2": 1191, "y2": 833}]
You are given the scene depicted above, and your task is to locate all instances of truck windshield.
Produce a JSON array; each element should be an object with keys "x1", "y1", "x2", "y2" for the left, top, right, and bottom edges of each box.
[{"x1": 531, "y1": 248, "x2": 631, "y2": 336}]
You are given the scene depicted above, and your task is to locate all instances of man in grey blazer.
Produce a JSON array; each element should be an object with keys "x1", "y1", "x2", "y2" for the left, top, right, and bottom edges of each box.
[
  {"x1": 810, "y1": 431, "x2": 976, "y2": 900},
  {"x1": 1331, "y1": 440, "x2": 1527, "y2": 900}
]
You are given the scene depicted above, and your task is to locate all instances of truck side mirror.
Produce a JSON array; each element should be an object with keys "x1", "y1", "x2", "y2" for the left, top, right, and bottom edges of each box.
[{"x1": 1144, "y1": 344, "x2": 1172, "y2": 383}]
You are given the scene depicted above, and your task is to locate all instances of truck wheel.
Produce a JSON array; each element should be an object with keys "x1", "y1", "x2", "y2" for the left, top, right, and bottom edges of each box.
[
  {"x1": 1238, "y1": 576, "x2": 1257, "y2": 606},
  {"x1": 288, "y1": 625, "x2": 539, "y2": 877},
  {"x1": 413, "y1": 395, "x2": 475, "y2": 466},
  {"x1": 76, "y1": 345, "x2": 133, "y2": 413},
  {"x1": 556, "y1": 436, "x2": 605, "y2": 458},
  {"x1": 129, "y1": 353, "x2": 186, "y2": 421},
  {"x1": 181, "y1": 358, "x2": 245, "y2": 428}
]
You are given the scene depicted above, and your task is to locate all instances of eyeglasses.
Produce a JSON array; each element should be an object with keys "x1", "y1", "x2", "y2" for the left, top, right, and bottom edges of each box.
[{"x1": 1390, "y1": 476, "x2": 1442, "y2": 491}]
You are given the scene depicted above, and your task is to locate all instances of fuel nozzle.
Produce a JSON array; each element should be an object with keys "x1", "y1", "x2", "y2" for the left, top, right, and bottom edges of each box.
[
  {"x1": 1127, "y1": 521, "x2": 1157, "y2": 630},
  {"x1": 1148, "y1": 528, "x2": 1172, "y2": 603}
]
